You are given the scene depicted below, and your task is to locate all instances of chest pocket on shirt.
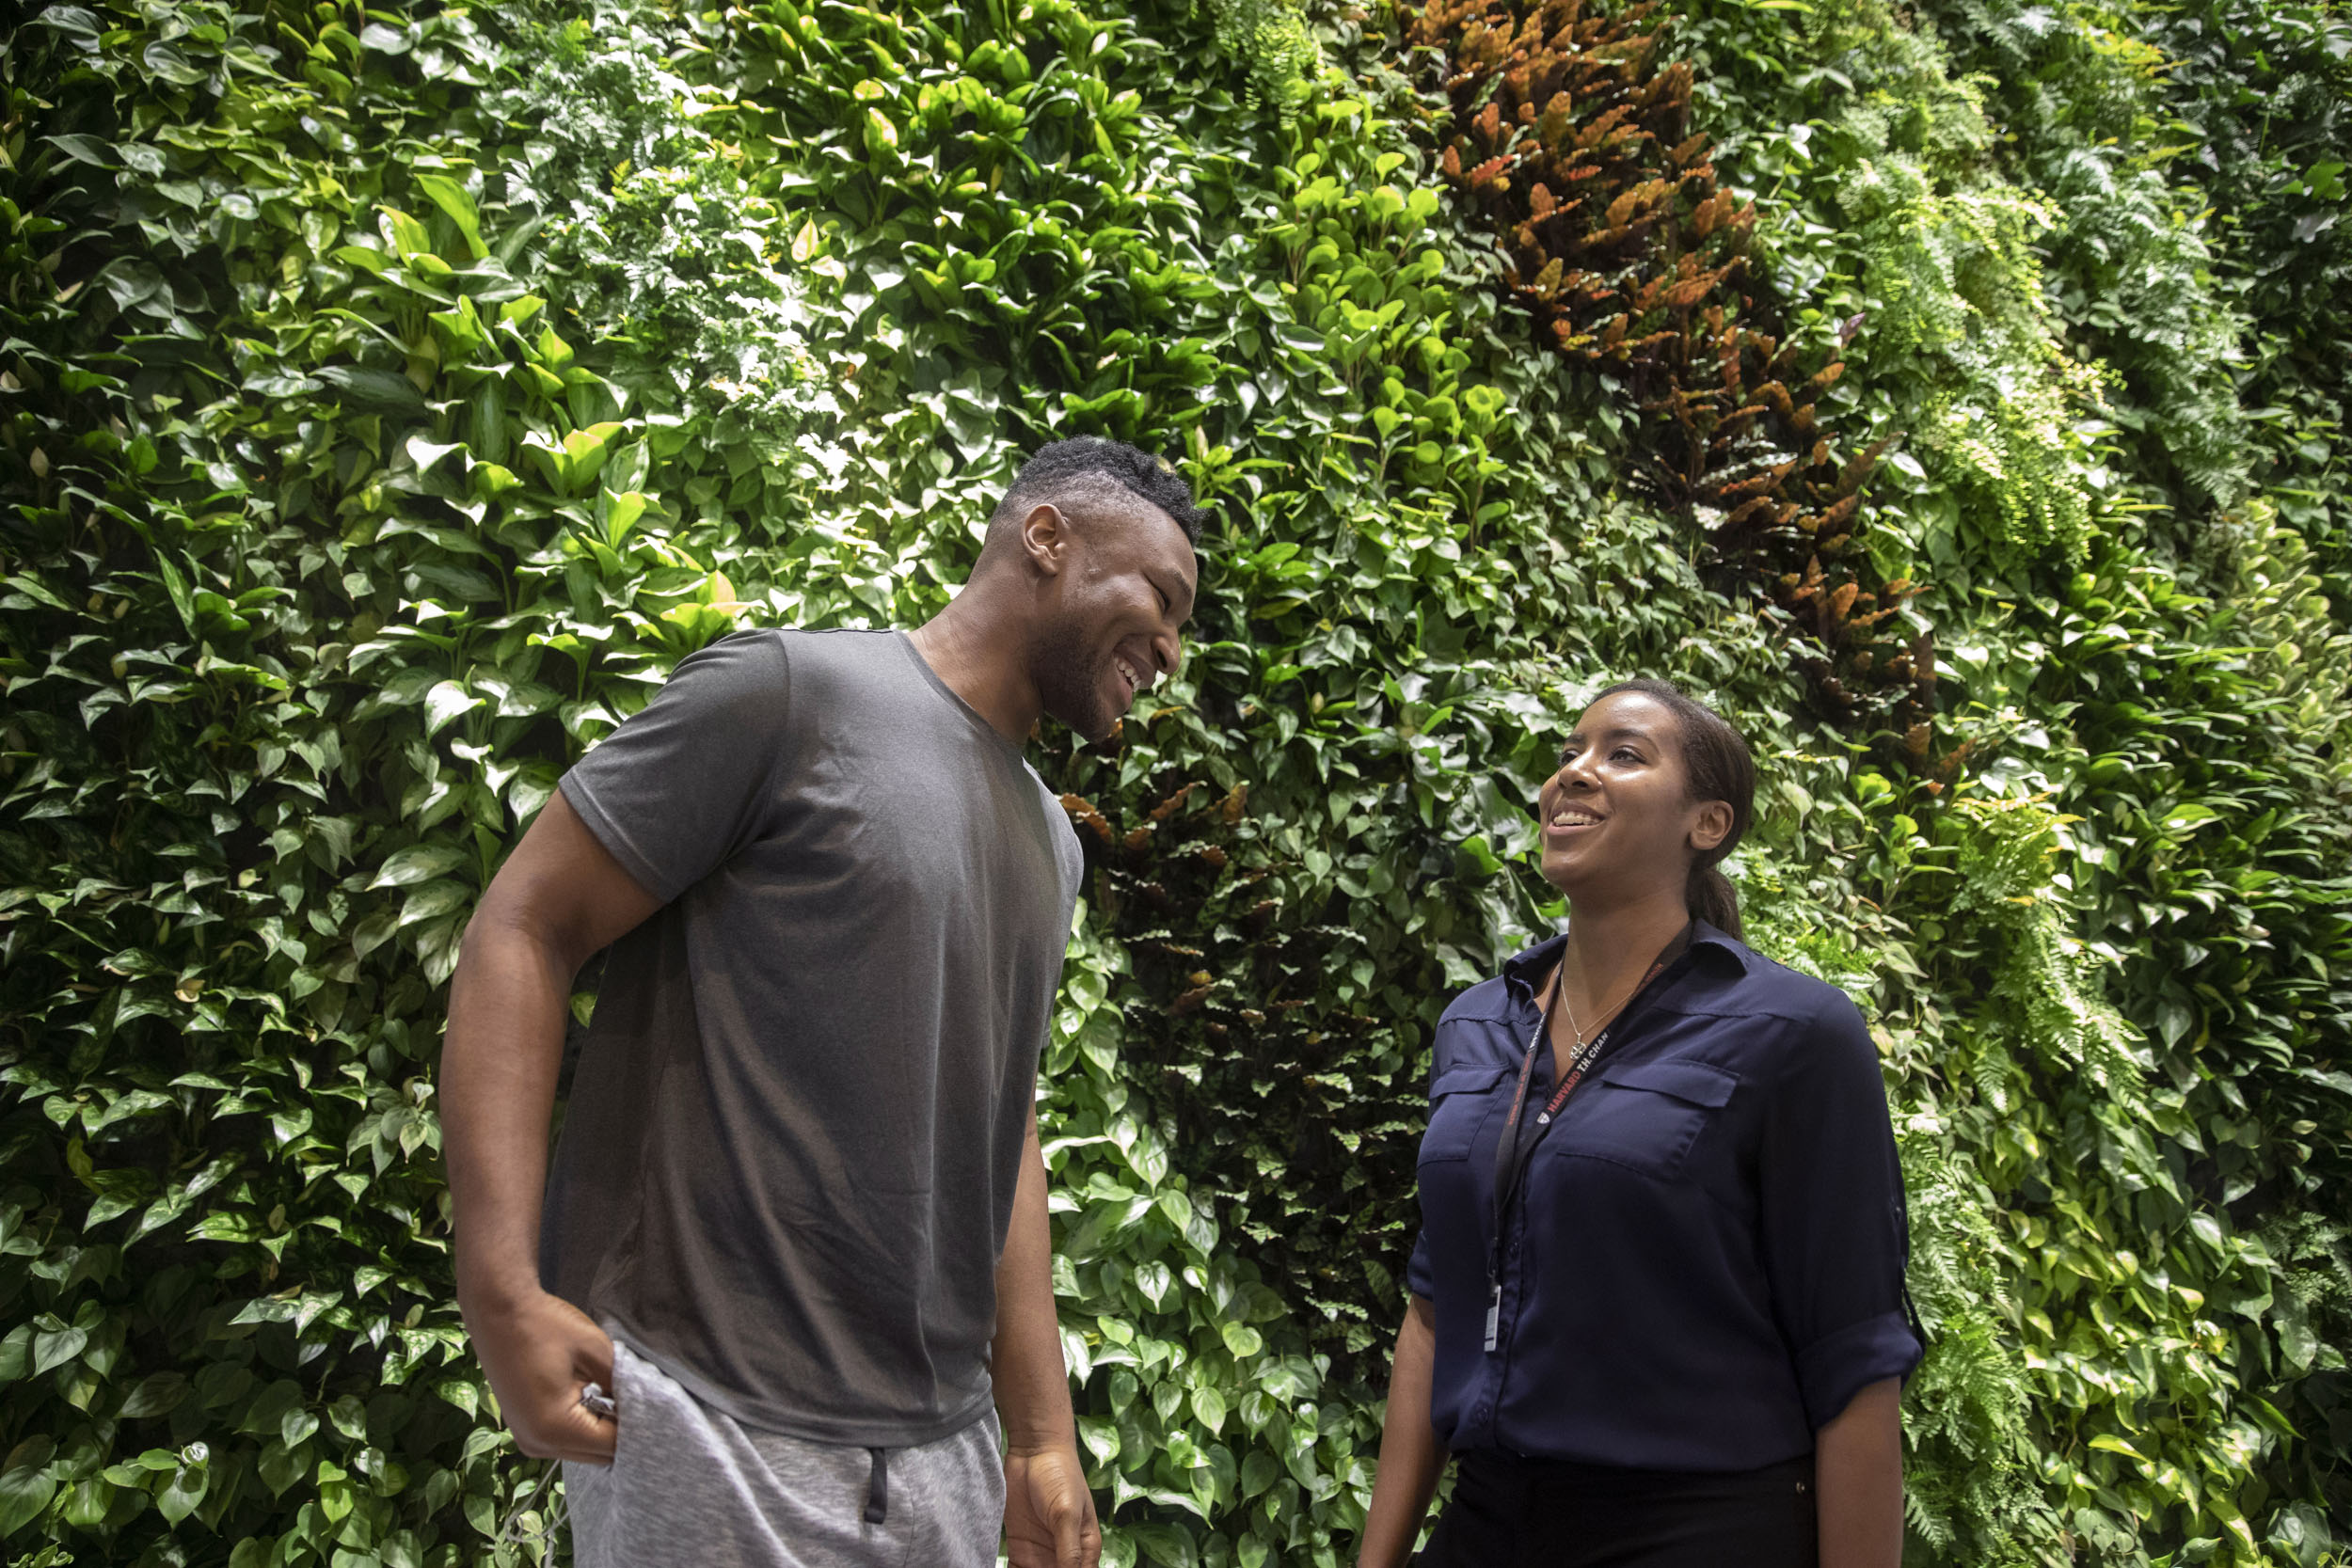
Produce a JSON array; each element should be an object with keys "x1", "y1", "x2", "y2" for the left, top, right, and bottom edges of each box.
[
  {"x1": 1567, "y1": 1059, "x2": 1740, "y2": 1181},
  {"x1": 1419, "y1": 1065, "x2": 1510, "y2": 1164}
]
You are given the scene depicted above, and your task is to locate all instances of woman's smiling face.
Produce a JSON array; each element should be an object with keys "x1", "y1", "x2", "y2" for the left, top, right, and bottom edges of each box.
[{"x1": 1538, "y1": 691, "x2": 1731, "y2": 899}]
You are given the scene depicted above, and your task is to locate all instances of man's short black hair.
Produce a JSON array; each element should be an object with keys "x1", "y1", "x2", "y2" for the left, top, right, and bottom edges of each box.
[{"x1": 990, "y1": 436, "x2": 1207, "y2": 545}]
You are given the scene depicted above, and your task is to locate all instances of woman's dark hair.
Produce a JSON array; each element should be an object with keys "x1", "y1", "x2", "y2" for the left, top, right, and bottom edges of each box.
[{"x1": 1592, "y1": 678, "x2": 1756, "y2": 939}]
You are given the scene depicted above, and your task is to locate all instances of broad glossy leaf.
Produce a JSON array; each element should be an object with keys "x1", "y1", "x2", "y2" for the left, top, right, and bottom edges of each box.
[
  {"x1": 0, "y1": 1465, "x2": 56, "y2": 1537},
  {"x1": 31, "y1": 1327, "x2": 87, "y2": 1377},
  {"x1": 119, "y1": 1372, "x2": 187, "y2": 1419},
  {"x1": 370, "y1": 846, "x2": 469, "y2": 889},
  {"x1": 398, "y1": 879, "x2": 470, "y2": 930},
  {"x1": 424, "y1": 680, "x2": 484, "y2": 736},
  {"x1": 314, "y1": 365, "x2": 427, "y2": 416},
  {"x1": 46, "y1": 133, "x2": 117, "y2": 168},
  {"x1": 258, "y1": 1441, "x2": 305, "y2": 1497},
  {"x1": 1187, "y1": 1385, "x2": 1224, "y2": 1434},
  {"x1": 154, "y1": 1463, "x2": 206, "y2": 1525},
  {"x1": 412, "y1": 173, "x2": 488, "y2": 261},
  {"x1": 1134, "y1": 1260, "x2": 1172, "y2": 1308}
]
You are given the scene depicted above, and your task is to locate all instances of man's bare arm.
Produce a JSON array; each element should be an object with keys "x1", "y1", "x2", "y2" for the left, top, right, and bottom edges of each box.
[
  {"x1": 993, "y1": 1108, "x2": 1102, "y2": 1568},
  {"x1": 441, "y1": 789, "x2": 661, "y2": 1462}
]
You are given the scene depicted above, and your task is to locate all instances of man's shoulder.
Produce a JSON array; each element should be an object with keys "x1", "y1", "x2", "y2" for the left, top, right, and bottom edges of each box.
[
  {"x1": 725, "y1": 625, "x2": 864, "y2": 671},
  {"x1": 762, "y1": 625, "x2": 897, "y2": 657},
  {"x1": 662, "y1": 626, "x2": 793, "y2": 692},
  {"x1": 754, "y1": 626, "x2": 932, "y2": 702},
  {"x1": 651, "y1": 626, "x2": 912, "y2": 718}
]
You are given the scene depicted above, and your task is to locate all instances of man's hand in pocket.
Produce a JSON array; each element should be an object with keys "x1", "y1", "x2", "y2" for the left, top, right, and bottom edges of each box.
[{"x1": 467, "y1": 1288, "x2": 618, "y2": 1464}]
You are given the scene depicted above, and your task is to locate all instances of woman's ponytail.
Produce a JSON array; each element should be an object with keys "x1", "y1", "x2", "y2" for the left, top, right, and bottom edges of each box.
[
  {"x1": 1595, "y1": 678, "x2": 1756, "y2": 940},
  {"x1": 1687, "y1": 862, "x2": 1743, "y2": 942}
]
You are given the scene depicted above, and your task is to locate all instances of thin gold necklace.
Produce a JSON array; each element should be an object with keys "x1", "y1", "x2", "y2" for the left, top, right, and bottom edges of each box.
[{"x1": 1555, "y1": 959, "x2": 1646, "y2": 1053}]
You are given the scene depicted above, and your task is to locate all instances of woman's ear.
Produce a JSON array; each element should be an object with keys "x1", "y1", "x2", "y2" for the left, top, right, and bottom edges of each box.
[{"x1": 1688, "y1": 800, "x2": 1734, "y2": 855}]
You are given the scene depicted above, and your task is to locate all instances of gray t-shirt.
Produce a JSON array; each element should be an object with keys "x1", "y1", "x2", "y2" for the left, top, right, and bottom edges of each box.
[{"x1": 538, "y1": 627, "x2": 1083, "y2": 1448}]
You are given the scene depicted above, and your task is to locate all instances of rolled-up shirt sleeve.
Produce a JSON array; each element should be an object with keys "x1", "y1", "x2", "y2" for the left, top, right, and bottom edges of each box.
[
  {"x1": 1757, "y1": 989, "x2": 1924, "y2": 1431},
  {"x1": 1406, "y1": 1227, "x2": 1436, "y2": 1299}
]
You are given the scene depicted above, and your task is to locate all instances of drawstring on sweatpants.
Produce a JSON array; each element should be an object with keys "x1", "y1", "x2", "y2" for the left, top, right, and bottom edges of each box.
[{"x1": 863, "y1": 1447, "x2": 889, "y2": 1525}]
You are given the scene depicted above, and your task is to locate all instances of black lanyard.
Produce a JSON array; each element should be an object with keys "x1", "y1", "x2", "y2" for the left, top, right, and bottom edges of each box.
[{"x1": 1484, "y1": 921, "x2": 1694, "y2": 1353}]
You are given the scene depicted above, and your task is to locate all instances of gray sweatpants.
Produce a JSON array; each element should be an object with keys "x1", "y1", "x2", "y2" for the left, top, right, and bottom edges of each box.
[{"x1": 565, "y1": 1339, "x2": 1006, "y2": 1568}]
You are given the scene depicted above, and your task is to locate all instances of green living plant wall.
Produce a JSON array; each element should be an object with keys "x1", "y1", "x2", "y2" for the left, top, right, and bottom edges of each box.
[
  {"x1": 0, "y1": 1, "x2": 1833, "y2": 1564},
  {"x1": 1655, "y1": 0, "x2": 2352, "y2": 1558},
  {"x1": 2, "y1": 4, "x2": 2349, "y2": 1568},
  {"x1": 1378, "y1": 0, "x2": 2352, "y2": 1556},
  {"x1": 1912, "y1": 0, "x2": 2351, "y2": 594}
]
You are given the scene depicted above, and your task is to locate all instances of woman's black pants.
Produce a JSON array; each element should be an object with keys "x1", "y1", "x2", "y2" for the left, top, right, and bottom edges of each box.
[{"x1": 1414, "y1": 1450, "x2": 1818, "y2": 1567}]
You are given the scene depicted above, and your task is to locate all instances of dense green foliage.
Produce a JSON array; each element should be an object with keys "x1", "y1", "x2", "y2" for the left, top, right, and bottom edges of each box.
[
  {"x1": 0, "y1": 3, "x2": 2345, "y2": 1568},
  {"x1": 1919, "y1": 0, "x2": 2351, "y2": 578},
  {"x1": 1671, "y1": 0, "x2": 2352, "y2": 1558},
  {"x1": 0, "y1": 3, "x2": 1690, "y2": 1563}
]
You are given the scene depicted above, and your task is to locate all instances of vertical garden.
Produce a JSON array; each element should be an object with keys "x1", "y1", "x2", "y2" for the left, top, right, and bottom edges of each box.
[{"x1": 1, "y1": 0, "x2": 2345, "y2": 1562}]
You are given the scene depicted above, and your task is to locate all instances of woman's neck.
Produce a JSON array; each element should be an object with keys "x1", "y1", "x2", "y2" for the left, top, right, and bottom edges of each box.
[{"x1": 1554, "y1": 888, "x2": 1693, "y2": 1015}]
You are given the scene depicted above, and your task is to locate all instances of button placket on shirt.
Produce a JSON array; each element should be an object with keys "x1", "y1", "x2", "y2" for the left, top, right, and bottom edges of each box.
[{"x1": 1476, "y1": 959, "x2": 1687, "y2": 1447}]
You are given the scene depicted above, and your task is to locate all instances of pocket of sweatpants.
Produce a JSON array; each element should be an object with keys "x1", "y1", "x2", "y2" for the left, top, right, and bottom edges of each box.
[
  {"x1": 978, "y1": 1407, "x2": 1008, "y2": 1518},
  {"x1": 604, "y1": 1338, "x2": 639, "y2": 1471}
]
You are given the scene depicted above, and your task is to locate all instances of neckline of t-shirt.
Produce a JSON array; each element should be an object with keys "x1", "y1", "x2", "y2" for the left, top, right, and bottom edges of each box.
[{"x1": 891, "y1": 629, "x2": 1031, "y2": 763}]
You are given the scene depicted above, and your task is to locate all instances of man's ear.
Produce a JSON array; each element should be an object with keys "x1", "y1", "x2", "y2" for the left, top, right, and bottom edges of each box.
[
  {"x1": 1688, "y1": 800, "x2": 1734, "y2": 855},
  {"x1": 1020, "y1": 502, "x2": 1072, "y2": 578}
]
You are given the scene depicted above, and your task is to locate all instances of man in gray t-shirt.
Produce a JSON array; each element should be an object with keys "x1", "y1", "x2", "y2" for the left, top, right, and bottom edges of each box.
[{"x1": 439, "y1": 439, "x2": 1203, "y2": 1568}]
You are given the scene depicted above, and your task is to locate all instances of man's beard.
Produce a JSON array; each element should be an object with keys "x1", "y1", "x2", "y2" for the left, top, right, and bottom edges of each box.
[{"x1": 1028, "y1": 615, "x2": 1120, "y2": 741}]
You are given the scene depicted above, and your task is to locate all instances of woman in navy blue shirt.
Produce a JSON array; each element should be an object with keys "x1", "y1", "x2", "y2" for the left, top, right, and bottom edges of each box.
[{"x1": 1356, "y1": 681, "x2": 1921, "y2": 1568}]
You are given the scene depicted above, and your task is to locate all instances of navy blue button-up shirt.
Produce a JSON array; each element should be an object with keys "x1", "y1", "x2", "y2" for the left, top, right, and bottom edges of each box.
[{"x1": 1406, "y1": 923, "x2": 1922, "y2": 1471}]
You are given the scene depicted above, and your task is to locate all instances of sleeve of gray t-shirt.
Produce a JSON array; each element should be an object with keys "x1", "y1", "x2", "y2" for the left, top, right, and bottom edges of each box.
[{"x1": 558, "y1": 630, "x2": 791, "y2": 905}]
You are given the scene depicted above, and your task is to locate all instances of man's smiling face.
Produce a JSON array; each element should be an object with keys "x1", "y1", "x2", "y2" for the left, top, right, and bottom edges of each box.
[{"x1": 1025, "y1": 493, "x2": 1197, "y2": 742}]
